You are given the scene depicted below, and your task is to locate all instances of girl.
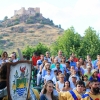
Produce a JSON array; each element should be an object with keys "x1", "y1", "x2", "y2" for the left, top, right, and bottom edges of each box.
[
  {"x1": 40, "y1": 80, "x2": 58, "y2": 100},
  {"x1": 62, "y1": 81, "x2": 72, "y2": 92}
]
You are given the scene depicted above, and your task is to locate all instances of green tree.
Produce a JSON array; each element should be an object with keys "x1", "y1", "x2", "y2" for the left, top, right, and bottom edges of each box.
[
  {"x1": 22, "y1": 43, "x2": 49, "y2": 58},
  {"x1": 4, "y1": 16, "x2": 8, "y2": 21},
  {"x1": 51, "y1": 27, "x2": 81, "y2": 57},
  {"x1": 80, "y1": 27, "x2": 100, "y2": 59},
  {"x1": 51, "y1": 26, "x2": 100, "y2": 59}
]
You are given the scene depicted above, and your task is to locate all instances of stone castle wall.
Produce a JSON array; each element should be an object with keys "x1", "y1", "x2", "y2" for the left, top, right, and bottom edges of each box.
[{"x1": 14, "y1": 7, "x2": 40, "y2": 16}]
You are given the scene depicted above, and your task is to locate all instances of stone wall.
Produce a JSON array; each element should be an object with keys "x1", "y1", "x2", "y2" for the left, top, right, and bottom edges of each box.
[{"x1": 14, "y1": 7, "x2": 40, "y2": 16}]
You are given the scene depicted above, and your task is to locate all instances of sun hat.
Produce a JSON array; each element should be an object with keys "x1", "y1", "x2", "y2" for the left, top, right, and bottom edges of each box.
[{"x1": 91, "y1": 69, "x2": 98, "y2": 75}]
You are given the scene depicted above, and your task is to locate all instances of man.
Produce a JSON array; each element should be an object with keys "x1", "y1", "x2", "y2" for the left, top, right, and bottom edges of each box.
[
  {"x1": 55, "y1": 50, "x2": 63, "y2": 63},
  {"x1": 52, "y1": 62, "x2": 64, "y2": 74},
  {"x1": 69, "y1": 55, "x2": 76, "y2": 68},
  {"x1": 81, "y1": 79, "x2": 100, "y2": 100},
  {"x1": 32, "y1": 52, "x2": 40, "y2": 67},
  {"x1": 36, "y1": 54, "x2": 44, "y2": 70},
  {"x1": 59, "y1": 80, "x2": 85, "y2": 100},
  {"x1": 71, "y1": 53, "x2": 78, "y2": 62},
  {"x1": 70, "y1": 75, "x2": 77, "y2": 89},
  {"x1": 75, "y1": 61, "x2": 84, "y2": 76},
  {"x1": 44, "y1": 51, "x2": 51, "y2": 63}
]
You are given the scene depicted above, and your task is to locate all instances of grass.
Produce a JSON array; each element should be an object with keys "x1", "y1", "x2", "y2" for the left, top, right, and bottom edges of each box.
[{"x1": 0, "y1": 23, "x2": 63, "y2": 54}]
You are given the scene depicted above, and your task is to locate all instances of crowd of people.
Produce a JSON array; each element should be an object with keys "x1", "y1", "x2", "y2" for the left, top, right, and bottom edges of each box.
[
  {"x1": 32, "y1": 50, "x2": 100, "y2": 100},
  {"x1": 0, "y1": 50, "x2": 100, "y2": 100}
]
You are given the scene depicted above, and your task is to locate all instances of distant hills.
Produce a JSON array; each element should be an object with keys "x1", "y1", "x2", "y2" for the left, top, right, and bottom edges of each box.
[{"x1": 0, "y1": 11, "x2": 64, "y2": 53}]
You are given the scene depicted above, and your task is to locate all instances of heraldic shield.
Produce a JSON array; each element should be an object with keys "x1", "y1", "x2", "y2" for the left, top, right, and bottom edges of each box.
[{"x1": 7, "y1": 61, "x2": 32, "y2": 100}]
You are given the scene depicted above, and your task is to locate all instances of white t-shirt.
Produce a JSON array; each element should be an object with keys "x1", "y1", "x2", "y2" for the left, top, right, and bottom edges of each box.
[
  {"x1": 57, "y1": 81, "x2": 64, "y2": 91},
  {"x1": 70, "y1": 82, "x2": 76, "y2": 89},
  {"x1": 52, "y1": 76, "x2": 57, "y2": 84},
  {"x1": 12, "y1": 59, "x2": 18, "y2": 62},
  {"x1": 44, "y1": 74, "x2": 52, "y2": 82}
]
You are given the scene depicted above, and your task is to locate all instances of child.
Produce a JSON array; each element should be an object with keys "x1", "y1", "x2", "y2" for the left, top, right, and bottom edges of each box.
[
  {"x1": 44, "y1": 69, "x2": 52, "y2": 84},
  {"x1": 83, "y1": 75, "x2": 90, "y2": 89},
  {"x1": 52, "y1": 70, "x2": 58, "y2": 85}
]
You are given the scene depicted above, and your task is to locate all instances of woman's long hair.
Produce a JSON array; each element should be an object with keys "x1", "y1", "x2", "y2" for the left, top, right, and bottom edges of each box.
[
  {"x1": 64, "y1": 81, "x2": 70, "y2": 87},
  {"x1": 43, "y1": 80, "x2": 54, "y2": 100},
  {"x1": 0, "y1": 63, "x2": 7, "y2": 79},
  {"x1": 44, "y1": 63, "x2": 50, "y2": 70},
  {"x1": 1, "y1": 51, "x2": 8, "y2": 59}
]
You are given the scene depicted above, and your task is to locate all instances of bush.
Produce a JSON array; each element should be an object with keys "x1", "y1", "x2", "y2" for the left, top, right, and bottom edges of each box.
[
  {"x1": 22, "y1": 43, "x2": 49, "y2": 58},
  {"x1": 0, "y1": 35, "x2": 3, "y2": 39},
  {"x1": 8, "y1": 42, "x2": 14, "y2": 46},
  {"x1": 14, "y1": 21, "x2": 19, "y2": 25},
  {"x1": 26, "y1": 19, "x2": 35, "y2": 24},
  {"x1": 18, "y1": 27, "x2": 24, "y2": 33},
  {"x1": 7, "y1": 24, "x2": 13, "y2": 27},
  {"x1": 37, "y1": 25, "x2": 44, "y2": 29}
]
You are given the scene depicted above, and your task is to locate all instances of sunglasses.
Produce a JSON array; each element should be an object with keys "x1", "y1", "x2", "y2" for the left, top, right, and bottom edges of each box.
[
  {"x1": 60, "y1": 77, "x2": 64, "y2": 78},
  {"x1": 77, "y1": 85, "x2": 83, "y2": 87}
]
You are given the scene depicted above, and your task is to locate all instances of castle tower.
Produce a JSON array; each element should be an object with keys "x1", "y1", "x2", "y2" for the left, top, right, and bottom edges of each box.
[
  {"x1": 20, "y1": 7, "x2": 26, "y2": 15},
  {"x1": 34, "y1": 7, "x2": 40, "y2": 13},
  {"x1": 14, "y1": 7, "x2": 40, "y2": 16},
  {"x1": 27, "y1": 7, "x2": 35, "y2": 15}
]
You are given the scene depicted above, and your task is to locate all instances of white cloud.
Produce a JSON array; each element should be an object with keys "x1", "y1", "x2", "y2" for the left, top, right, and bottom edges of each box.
[
  {"x1": 0, "y1": 0, "x2": 100, "y2": 36},
  {"x1": 0, "y1": 4, "x2": 22, "y2": 19}
]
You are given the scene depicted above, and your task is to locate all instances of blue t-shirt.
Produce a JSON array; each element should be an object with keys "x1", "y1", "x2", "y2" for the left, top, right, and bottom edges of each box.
[
  {"x1": 89, "y1": 76, "x2": 100, "y2": 82},
  {"x1": 70, "y1": 61, "x2": 76, "y2": 68}
]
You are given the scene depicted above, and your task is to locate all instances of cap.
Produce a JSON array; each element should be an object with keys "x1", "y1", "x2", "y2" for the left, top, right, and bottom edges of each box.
[{"x1": 72, "y1": 75, "x2": 77, "y2": 78}]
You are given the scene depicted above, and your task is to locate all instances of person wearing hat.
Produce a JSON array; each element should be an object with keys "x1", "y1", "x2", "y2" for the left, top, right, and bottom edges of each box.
[
  {"x1": 81, "y1": 79, "x2": 100, "y2": 100},
  {"x1": 70, "y1": 75, "x2": 77, "y2": 89},
  {"x1": 59, "y1": 80, "x2": 85, "y2": 100},
  {"x1": 89, "y1": 69, "x2": 100, "y2": 82}
]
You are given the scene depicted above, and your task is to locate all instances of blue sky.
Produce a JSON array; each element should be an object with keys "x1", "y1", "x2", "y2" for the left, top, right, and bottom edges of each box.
[{"x1": 0, "y1": 0, "x2": 100, "y2": 36}]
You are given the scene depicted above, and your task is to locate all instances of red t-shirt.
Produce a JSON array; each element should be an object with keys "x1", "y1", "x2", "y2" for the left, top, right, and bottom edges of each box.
[
  {"x1": 73, "y1": 57, "x2": 78, "y2": 62},
  {"x1": 32, "y1": 56, "x2": 40, "y2": 66}
]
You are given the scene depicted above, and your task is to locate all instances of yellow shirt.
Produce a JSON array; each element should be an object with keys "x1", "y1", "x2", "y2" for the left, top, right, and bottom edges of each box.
[
  {"x1": 81, "y1": 92, "x2": 100, "y2": 100},
  {"x1": 59, "y1": 90, "x2": 81, "y2": 100}
]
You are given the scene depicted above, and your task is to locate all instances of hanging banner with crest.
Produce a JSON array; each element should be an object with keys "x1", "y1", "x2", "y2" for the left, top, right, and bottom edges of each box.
[{"x1": 7, "y1": 61, "x2": 32, "y2": 100}]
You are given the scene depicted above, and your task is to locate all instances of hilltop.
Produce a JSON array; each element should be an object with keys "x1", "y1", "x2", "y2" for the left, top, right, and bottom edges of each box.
[{"x1": 0, "y1": 7, "x2": 64, "y2": 53}]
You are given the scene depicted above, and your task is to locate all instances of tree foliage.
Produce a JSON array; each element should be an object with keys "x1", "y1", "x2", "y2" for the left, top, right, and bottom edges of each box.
[
  {"x1": 51, "y1": 26, "x2": 100, "y2": 59},
  {"x1": 4, "y1": 16, "x2": 8, "y2": 21},
  {"x1": 22, "y1": 43, "x2": 49, "y2": 58}
]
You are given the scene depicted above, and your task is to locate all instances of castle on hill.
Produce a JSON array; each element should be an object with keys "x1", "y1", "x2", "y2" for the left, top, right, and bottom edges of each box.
[{"x1": 14, "y1": 7, "x2": 40, "y2": 16}]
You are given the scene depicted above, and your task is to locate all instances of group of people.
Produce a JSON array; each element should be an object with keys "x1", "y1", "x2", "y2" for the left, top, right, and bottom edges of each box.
[
  {"x1": 0, "y1": 50, "x2": 100, "y2": 100},
  {"x1": 32, "y1": 50, "x2": 100, "y2": 100}
]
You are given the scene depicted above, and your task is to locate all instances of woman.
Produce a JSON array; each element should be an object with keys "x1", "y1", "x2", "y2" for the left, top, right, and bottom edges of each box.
[
  {"x1": 9, "y1": 53, "x2": 18, "y2": 63},
  {"x1": 62, "y1": 81, "x2": 72, "y2": 92},
  {"x1": 89, "y1": 69, "x2": 100, "y2": 82},
  {"x1": 1, "y1": 51, "x2": 9, "y2": 63},
  {"x1": 40, "y1": 80, "x2": 58, "y2": 100}
]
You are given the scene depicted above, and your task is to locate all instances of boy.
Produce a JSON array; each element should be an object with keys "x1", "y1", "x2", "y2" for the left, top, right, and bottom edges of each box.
[{"x1": 44, "y1": 69, "x2": 52, "y2": 83}]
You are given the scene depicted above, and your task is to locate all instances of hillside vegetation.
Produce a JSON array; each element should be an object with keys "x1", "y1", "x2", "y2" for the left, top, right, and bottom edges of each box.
[{"x1": 0, "y1": 14, "x2": 64, "y2": 53}]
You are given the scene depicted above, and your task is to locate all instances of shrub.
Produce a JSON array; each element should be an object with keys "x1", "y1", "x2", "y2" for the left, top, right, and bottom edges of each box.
[{"x1": 18, "y1": 27, "x2": 24, "y2": 33}]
